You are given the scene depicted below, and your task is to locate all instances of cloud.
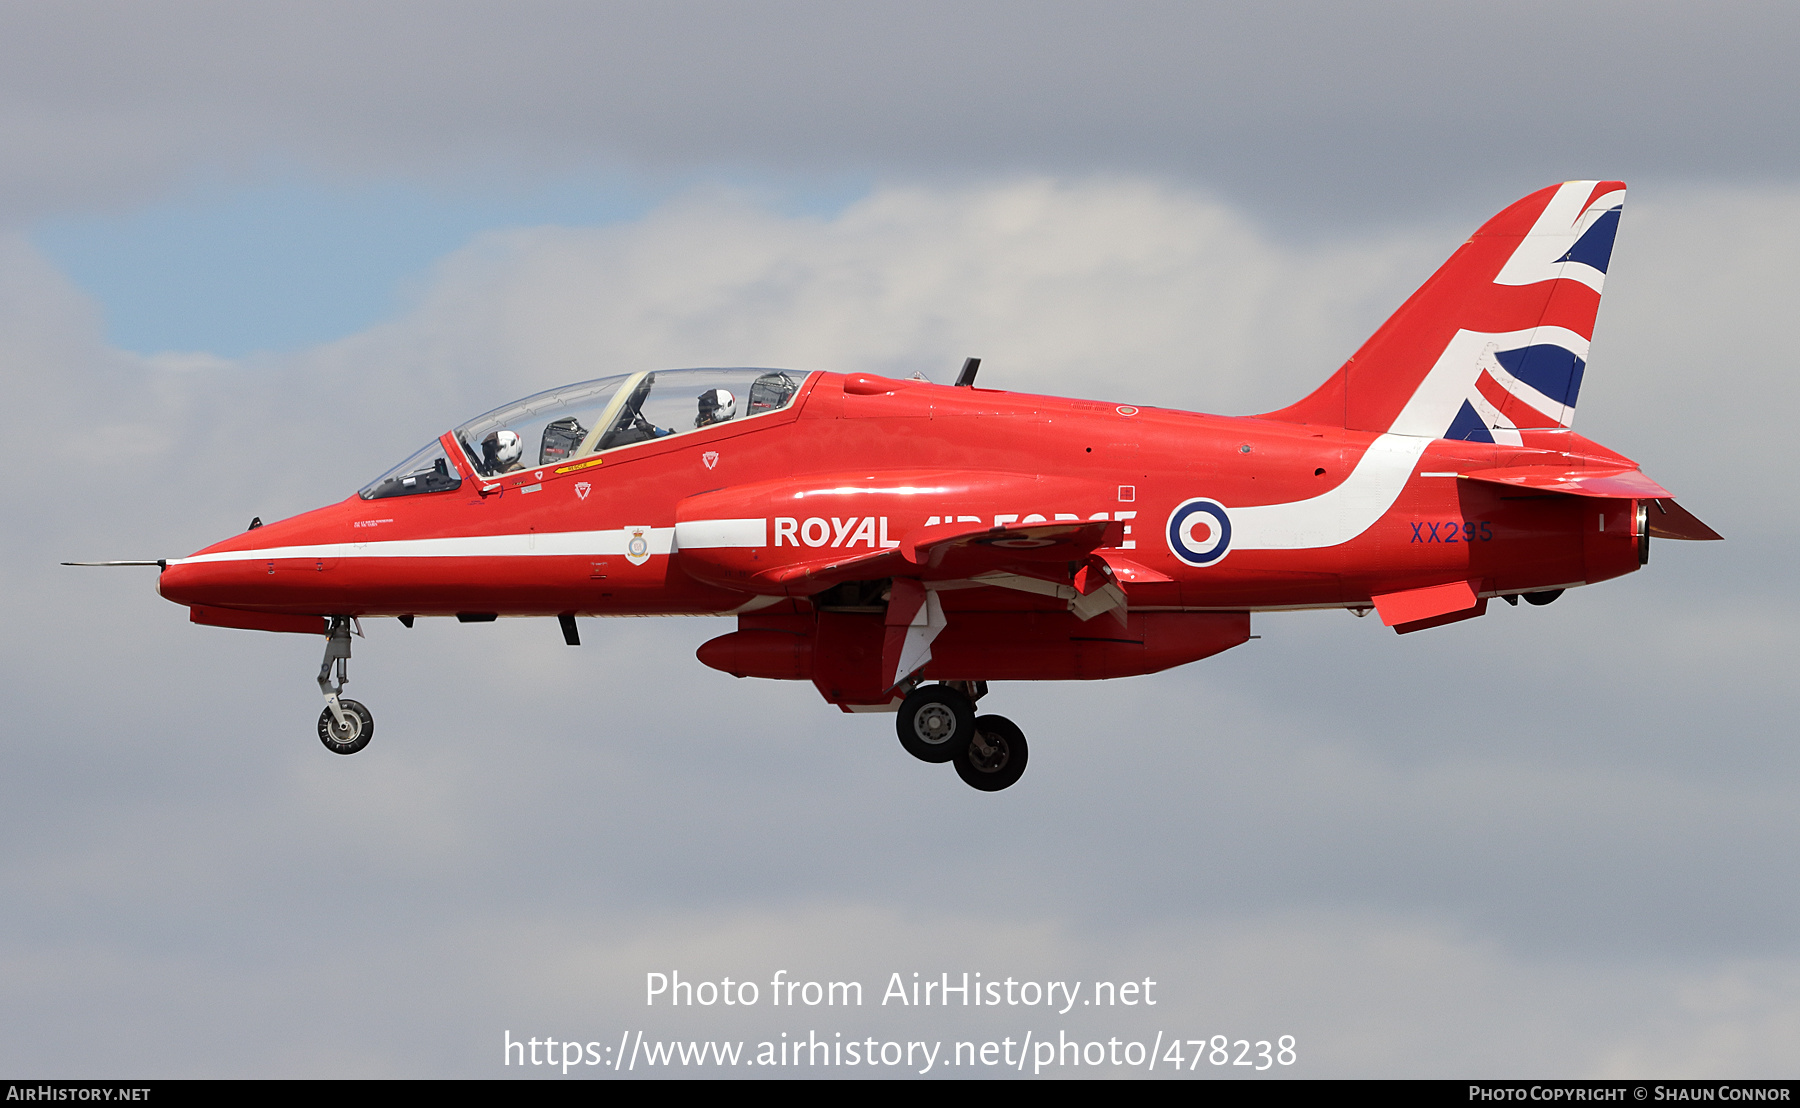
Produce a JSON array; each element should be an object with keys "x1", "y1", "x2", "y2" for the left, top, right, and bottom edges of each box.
[
  {"x1": 1, "y1": 178, "x2": 1795, "y2": 1076},
  {"x1": 4, "y1": 3, "x2": 1800, "y2": 224}
]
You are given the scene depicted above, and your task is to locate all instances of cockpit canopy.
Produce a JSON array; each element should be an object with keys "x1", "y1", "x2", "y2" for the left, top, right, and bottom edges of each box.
[{"x1": 359, "y1": 368, "x2": 810, "y2": 500}]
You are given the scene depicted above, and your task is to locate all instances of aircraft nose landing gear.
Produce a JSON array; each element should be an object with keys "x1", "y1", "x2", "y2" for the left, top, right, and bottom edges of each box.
[
  {"x1": 316, "y1": 616, "x2": 374, "y2": 754},
  {"x1": 317, "y1": 698, "x2": 374, "y2": 755}
]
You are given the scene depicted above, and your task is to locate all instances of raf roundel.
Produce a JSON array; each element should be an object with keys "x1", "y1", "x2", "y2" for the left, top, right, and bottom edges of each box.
[{"x1": 1166, "y1": 498, "x2": 1232, "y2": 567}]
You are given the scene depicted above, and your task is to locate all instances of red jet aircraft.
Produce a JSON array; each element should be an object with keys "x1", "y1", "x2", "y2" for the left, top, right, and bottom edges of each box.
[{"x1": 86, "y1": 180, "x2": 1719, "y2": 791}]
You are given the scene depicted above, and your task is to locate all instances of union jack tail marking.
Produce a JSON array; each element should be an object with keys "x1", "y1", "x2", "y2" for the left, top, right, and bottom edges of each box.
[{"x1": 1264, "y1": 181, "x2": 1626, "y2": 445}]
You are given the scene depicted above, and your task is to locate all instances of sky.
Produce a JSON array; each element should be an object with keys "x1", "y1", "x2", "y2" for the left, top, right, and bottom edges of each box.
[{"x1": 2, "y1": 1, "x2": 1797, "y2": 1080}]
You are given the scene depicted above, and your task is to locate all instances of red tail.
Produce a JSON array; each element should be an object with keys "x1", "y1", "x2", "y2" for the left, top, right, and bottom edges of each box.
[{"x1": 1263, "y1": 181, "x2": 1625, "y2": 446}]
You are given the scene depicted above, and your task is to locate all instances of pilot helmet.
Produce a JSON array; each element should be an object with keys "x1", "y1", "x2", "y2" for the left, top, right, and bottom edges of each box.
[
  {"x1": 482, "y1": 429, "x2": 523, "y2": 469},
  {"x1": 697, "y1": 388, "x2": 737, "y2": 426}
]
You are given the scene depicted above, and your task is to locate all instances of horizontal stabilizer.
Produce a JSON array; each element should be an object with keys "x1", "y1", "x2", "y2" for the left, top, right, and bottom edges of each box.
[
  {"x1": 1453, "y1": 468, "x2": 1722, "y2": 539},
  {"x1": 1644, "y1": 498, "x2": 1723, "y2": 541},
  {"x1": 1456, "y1": 465, "x2": 1672, "y2": 499}
]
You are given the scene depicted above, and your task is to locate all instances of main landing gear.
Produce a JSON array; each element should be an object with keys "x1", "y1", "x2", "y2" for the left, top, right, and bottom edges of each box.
[
  {"x1": 896, "y1": 681, "x2": 1029, "y2": 792},
  {"x1": 316, "y1": 616, "x2": 374, "y2": 755}
]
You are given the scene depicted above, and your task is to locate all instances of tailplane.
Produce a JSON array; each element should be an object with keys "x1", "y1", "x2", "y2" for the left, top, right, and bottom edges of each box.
[{"x1": 1264, "y1": 181, "x2": 1625, "y2": 444}]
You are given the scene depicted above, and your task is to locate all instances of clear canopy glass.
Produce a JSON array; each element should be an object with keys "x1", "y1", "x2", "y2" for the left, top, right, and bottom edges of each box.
[
  {"x1": 450, "y1": 368, "x2": 809, "y2": 479},
  {"x1": 358, "y1": 440, "x2": 464, "y2": 500},
  {"x1": 359, "y1": 368, "x2": 812, "y2": 497}
]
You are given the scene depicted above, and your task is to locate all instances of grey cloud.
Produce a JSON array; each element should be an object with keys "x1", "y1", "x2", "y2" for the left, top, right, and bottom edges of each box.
[{"x1": 2, "y1": 2, "x2": 1799, "y2": 224}]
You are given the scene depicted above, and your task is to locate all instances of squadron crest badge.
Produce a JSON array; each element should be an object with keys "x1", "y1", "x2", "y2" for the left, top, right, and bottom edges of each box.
[{"x1": 624, "y1": 525, "x2": 652, "y2": 566}]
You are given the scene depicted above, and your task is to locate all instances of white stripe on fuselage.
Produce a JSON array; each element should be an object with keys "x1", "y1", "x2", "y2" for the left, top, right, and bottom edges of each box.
[
  {"x1": 673, "y1": 518, "x2": 766, "y2": 549},
  {"x1": 169, "y1": 527, "x2": 679, "y2": 565},
  {"x1": 1229, "y1": 433, "x2": 1432, "y2": 550},
  {"x1": 177, "y1": 439, "x2": 1433, "y2": 567}
]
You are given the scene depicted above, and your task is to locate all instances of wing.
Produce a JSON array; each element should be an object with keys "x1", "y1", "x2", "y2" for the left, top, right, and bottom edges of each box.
[{"x1": 751, "y1": 518, "x2": 1124, "y2": 592}]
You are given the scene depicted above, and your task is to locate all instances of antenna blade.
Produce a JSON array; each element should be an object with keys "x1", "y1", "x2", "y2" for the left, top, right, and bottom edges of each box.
[{"x1": 954, "y1": 357, "x2": 981, "y2": 387}]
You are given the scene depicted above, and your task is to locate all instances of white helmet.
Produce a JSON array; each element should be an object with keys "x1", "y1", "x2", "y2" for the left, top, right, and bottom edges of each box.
[
  {"x1": 697, "y1": 388, "x2": 737, "y2": 427},
  {"x1": 483, "y1": 429, "x2": 523, "y2": 470}
]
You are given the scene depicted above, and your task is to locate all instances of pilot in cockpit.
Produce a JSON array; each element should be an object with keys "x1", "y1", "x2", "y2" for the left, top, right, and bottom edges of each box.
[
  {"x1": 479, "y1": 429, "x2": 525, "y2": 474},
  {"x1": 695, "y1": 388, "x2": 737, "y2": 429}
]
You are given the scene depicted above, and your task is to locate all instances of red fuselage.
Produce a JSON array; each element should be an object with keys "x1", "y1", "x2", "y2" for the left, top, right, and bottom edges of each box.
[{"x1": 159, "y1": 369, "x2": 1642, "y2": 635}]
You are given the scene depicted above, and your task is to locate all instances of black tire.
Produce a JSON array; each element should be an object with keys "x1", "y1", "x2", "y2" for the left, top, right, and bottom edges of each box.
[
  {"x1": 317, "y1": 699, "x2": 374, "y2": 755},
  {"x1": 956, "y1": 714, "x2": 1028, "y2": 792},
  {"x1": 896, "y1": 685, "x2": 974, "y2": 763},
  {"x1": 1524, "y1": 589, "x2": 1564, "y2": 607}
]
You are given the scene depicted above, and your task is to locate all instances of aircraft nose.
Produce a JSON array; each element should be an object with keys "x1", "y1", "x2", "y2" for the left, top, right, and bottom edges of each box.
[
  {"x1": 156, "y1": 558, "x2": 232, "y2": 608},
  {"x1": 159, "y1": 501, "x2": 355, "y2": 613},
  {"x1": 162, "y1": 550, "x2": 347, "y2": 614}
]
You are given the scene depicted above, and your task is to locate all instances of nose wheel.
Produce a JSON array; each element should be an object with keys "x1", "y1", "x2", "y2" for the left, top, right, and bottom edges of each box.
[
  {"x1": 316, "y1": 616, "x2": 375, "y2": 755},
  {"x1": 317, "y1": 698, "x2": 374, "y2": 755}
]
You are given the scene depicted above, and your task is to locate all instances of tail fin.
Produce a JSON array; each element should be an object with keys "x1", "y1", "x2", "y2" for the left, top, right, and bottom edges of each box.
[{"x1": 1263, "y1": 181, "x2": 1625, "y2": 444}]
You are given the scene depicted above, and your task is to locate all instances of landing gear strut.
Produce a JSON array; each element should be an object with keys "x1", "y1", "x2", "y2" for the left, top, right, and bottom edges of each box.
[{"x1": 316, "y1": 616, "x2": 374, "y2": 755}]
